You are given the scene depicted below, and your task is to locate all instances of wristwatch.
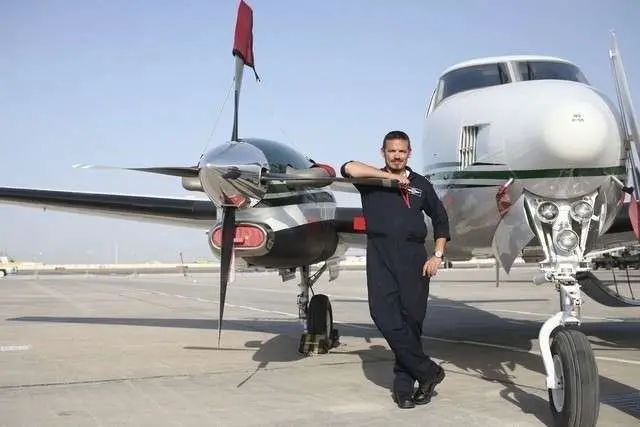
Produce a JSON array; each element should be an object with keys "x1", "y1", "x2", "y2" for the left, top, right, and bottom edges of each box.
[{"x1": 434, "y1": 250, "x2": 443, "y2": 258}]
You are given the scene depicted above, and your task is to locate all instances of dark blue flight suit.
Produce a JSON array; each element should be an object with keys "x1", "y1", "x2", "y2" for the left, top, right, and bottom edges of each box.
[{"x1": 341, "y1": 164, "x2": 450, "y2": 404}]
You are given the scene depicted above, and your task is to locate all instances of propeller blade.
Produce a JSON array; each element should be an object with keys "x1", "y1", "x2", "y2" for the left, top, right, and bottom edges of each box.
[
  {"x1": 218, "y1": 205, "x2": 236, "y2": 348},
  {"x1": 73, "y1": 164, "x2": 199, "y2": 178}
]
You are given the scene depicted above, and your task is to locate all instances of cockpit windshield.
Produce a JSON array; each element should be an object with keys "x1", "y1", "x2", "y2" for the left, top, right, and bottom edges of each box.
[
  {"x1": 515, "y1": 60, "x2": 589, "y2": 84},
  {"x1": 244, "y1": 138, "x2": 313, "y2": 173},
  {"x1": 438, "y1": 63, "x2": 511, "y2": 103},
  {"x1": 427, "y1": 58, "x2": 591, "y2": 115}
]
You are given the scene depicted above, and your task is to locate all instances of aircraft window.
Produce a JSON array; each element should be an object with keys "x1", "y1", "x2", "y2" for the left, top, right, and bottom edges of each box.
[
  {"x1": 439, "y1": 63, "x2": 511, "y2": 102},
  {"x1": 426, "y1": 88, "x2": 437, "y2": 116},
  {"x1": 516, "y1": 61, "x2": 589, "y2": 84},
  {"x1": 245, "y1": 138, "x2": 313, "y2": 173}
]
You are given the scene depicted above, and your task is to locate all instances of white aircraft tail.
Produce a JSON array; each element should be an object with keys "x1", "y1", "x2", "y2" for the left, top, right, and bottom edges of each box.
[{"x1": 609, "y1": 31, "x2": 640, "y2": 240}]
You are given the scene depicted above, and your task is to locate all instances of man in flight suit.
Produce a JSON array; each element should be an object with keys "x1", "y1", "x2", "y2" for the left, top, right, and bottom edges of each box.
[{"x1": 341, "y1": 130, "x2": 450, "y2": 409}]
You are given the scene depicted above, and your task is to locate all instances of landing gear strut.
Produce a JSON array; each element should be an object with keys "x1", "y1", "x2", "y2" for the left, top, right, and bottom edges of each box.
[{"x1": 295, "y1": 265, "x2": 340, "y2": 355}]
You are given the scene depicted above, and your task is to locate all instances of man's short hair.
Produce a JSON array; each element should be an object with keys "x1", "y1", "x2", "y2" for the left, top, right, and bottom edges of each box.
[{"x1": 382, "y1": 130, "x2": 411, "y2": 150}]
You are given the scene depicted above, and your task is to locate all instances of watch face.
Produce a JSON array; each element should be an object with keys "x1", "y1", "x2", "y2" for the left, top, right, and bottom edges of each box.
[{"x1": 435, "y1": 251, "x2": 443, "y2": 258}]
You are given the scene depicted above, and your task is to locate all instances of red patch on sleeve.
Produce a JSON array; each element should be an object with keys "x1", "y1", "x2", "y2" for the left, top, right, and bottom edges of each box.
[{"x1": 353, "y1": 216, "x2": 366, "y2": 231}]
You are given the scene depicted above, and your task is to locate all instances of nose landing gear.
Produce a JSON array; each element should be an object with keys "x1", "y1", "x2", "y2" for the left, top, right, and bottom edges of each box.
[{"x1": 293, "y1": 265, "x2": 340, "y2": 355}]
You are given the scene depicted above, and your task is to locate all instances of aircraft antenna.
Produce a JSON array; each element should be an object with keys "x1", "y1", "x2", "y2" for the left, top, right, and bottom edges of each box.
[
  {"x1": 199, "y1": 77, "x2": 235, "y2": 162},
  {"x1": 256, "y1": 81, "x2": 292, "y2": 143}
]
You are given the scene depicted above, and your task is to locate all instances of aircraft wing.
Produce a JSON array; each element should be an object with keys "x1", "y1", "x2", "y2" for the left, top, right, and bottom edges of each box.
[
  {"x1": 0, "y1": 187, "x2": 216, "y2": 228},
  {"x1": 0, "y1": 185, "x2": 634, "y2": 258}
]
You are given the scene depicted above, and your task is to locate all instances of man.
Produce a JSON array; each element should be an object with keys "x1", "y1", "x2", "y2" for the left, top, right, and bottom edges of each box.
[{"x1": 341, "y1": 130, "x2": 450, "y2": 409}]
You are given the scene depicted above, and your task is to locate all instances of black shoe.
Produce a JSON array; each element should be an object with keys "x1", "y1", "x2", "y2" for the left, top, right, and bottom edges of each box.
[
  {"x1": 392, "y1": 392, "x2": 415, "y2": 409},
  {"x1": 413, "y1": 365, "x2": 445, "y2": 405}
]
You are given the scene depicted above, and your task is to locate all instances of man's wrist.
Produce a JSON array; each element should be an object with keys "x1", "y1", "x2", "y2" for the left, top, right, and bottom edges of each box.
[{"x1": 434, "y1": 250, "x2": 443, "y2": 258}]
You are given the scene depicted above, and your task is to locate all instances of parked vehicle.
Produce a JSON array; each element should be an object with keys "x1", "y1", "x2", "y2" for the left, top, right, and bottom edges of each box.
[
  {"x1": 0, "y1": 255, "x2": 18, "y2": 277},
  {"x1": 590, "y1": 248, "x2": 640, "y2": 270}
]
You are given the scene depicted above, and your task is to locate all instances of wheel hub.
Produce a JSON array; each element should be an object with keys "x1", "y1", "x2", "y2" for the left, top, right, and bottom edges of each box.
[{"x1": 551, "y1": 353, "x2": 565, "y2": 411}]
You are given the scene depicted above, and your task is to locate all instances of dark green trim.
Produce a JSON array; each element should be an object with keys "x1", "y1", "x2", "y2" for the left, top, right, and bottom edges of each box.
[
  {"x1": 427, "y1": 166, "x2": 625, "y2": 180},
  {"x1": 426, "y1": 161, "x2": 505, "y2": 169}
]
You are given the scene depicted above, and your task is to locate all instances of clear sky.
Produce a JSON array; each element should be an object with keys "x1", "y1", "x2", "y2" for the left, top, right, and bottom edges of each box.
[{"x1": 1, "y1": 0, "x2": 639, "y2": 264}]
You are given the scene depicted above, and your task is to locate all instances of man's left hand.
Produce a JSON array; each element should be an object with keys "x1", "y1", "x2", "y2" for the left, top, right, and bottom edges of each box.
[{"x1": 422, "y1": 256, "x2": 442, "y2": 277}]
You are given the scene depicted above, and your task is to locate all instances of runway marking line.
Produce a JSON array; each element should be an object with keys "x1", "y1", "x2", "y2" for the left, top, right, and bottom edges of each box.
[
  {"x1": 154, "y1": 281, "x2": 626, "y2": 323},
  {"x1": 0, "y1": 345, "x2": 31, "y2": 352},
  {"x1": 123, "y1": 287, "x2": 640, "y2": 367}
]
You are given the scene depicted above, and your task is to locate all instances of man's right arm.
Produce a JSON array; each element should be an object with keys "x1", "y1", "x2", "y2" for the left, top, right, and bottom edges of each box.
[{"x1": 340, "y1": 161, "x2": 390, "y2": 179}]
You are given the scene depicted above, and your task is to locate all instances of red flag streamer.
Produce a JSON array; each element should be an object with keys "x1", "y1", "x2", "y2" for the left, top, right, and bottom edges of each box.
[
  {"x1": 233, "y1": 0, "x2": 260, "y2": 81},
  {"x1": 495, "y1": 178, "x2": 514, "y2": 217}
]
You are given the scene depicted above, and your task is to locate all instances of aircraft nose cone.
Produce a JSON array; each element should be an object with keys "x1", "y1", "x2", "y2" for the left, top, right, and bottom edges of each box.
[{"x1": 542, "y1": 100, "x2": 609, "y2": 164}]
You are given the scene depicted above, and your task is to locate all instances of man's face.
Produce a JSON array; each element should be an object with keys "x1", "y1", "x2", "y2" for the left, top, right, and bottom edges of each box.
[{"x1": 381, "y1": 138, "x2": 411, "y2": 172}]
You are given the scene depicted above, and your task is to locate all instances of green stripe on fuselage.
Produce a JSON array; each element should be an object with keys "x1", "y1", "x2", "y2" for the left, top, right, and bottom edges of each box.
[{"x1": 426, "y1": 166, "x2": 626, "y2": 181}]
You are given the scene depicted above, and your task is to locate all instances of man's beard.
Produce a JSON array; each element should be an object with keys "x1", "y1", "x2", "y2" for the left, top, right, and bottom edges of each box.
[{"x1": 385, "y1": 162, "x2": 406, "y2": 174}]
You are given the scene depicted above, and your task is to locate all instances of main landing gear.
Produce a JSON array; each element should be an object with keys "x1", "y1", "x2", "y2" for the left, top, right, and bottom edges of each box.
[{"x1": 281, "y1": 264, "x2": 340, "y2": 355}]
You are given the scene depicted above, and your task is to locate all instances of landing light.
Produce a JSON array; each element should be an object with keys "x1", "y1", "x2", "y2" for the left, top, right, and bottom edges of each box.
[
  {"x1": 571, "y1": 200, "x2": 593, "y2": 221},
  {"x1": 556, "y1": 229, "x2": 579, "y2": 252},
  {"x1": 211, "y1": 224, "x2": 266, "y2": 249},
  {"x1": 537, "y1": 201, "x2": 559, "y2": 222}
]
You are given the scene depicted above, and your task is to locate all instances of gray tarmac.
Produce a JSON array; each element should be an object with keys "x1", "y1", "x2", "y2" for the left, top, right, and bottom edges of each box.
[{"x1": 0, "y1": 267, "x2": 638, "y2": 426}]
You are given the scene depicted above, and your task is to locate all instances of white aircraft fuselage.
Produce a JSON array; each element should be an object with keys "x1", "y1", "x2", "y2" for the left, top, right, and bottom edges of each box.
[{"x1": 421, "y1": 55, "x2": 628, "y2": 263}]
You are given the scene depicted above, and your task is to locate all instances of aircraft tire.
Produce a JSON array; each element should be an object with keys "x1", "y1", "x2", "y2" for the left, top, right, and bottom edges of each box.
[
  {"x1": 547, "y1": 328, "x2": 600, "y2": 427},
  {"x1": 307, "y1": 294, "x2": 335, "y2": 353}
]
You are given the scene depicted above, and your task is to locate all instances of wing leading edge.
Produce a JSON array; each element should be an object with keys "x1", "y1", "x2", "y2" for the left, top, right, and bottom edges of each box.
[{"x1": 0, "y1": 187, "x2": 216, "y2": 228}]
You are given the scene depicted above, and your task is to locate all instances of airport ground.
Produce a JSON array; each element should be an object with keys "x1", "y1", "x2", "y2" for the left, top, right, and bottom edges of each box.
[{"x1": 0, "y1": 266, "x2": 638, "y2": 426}]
